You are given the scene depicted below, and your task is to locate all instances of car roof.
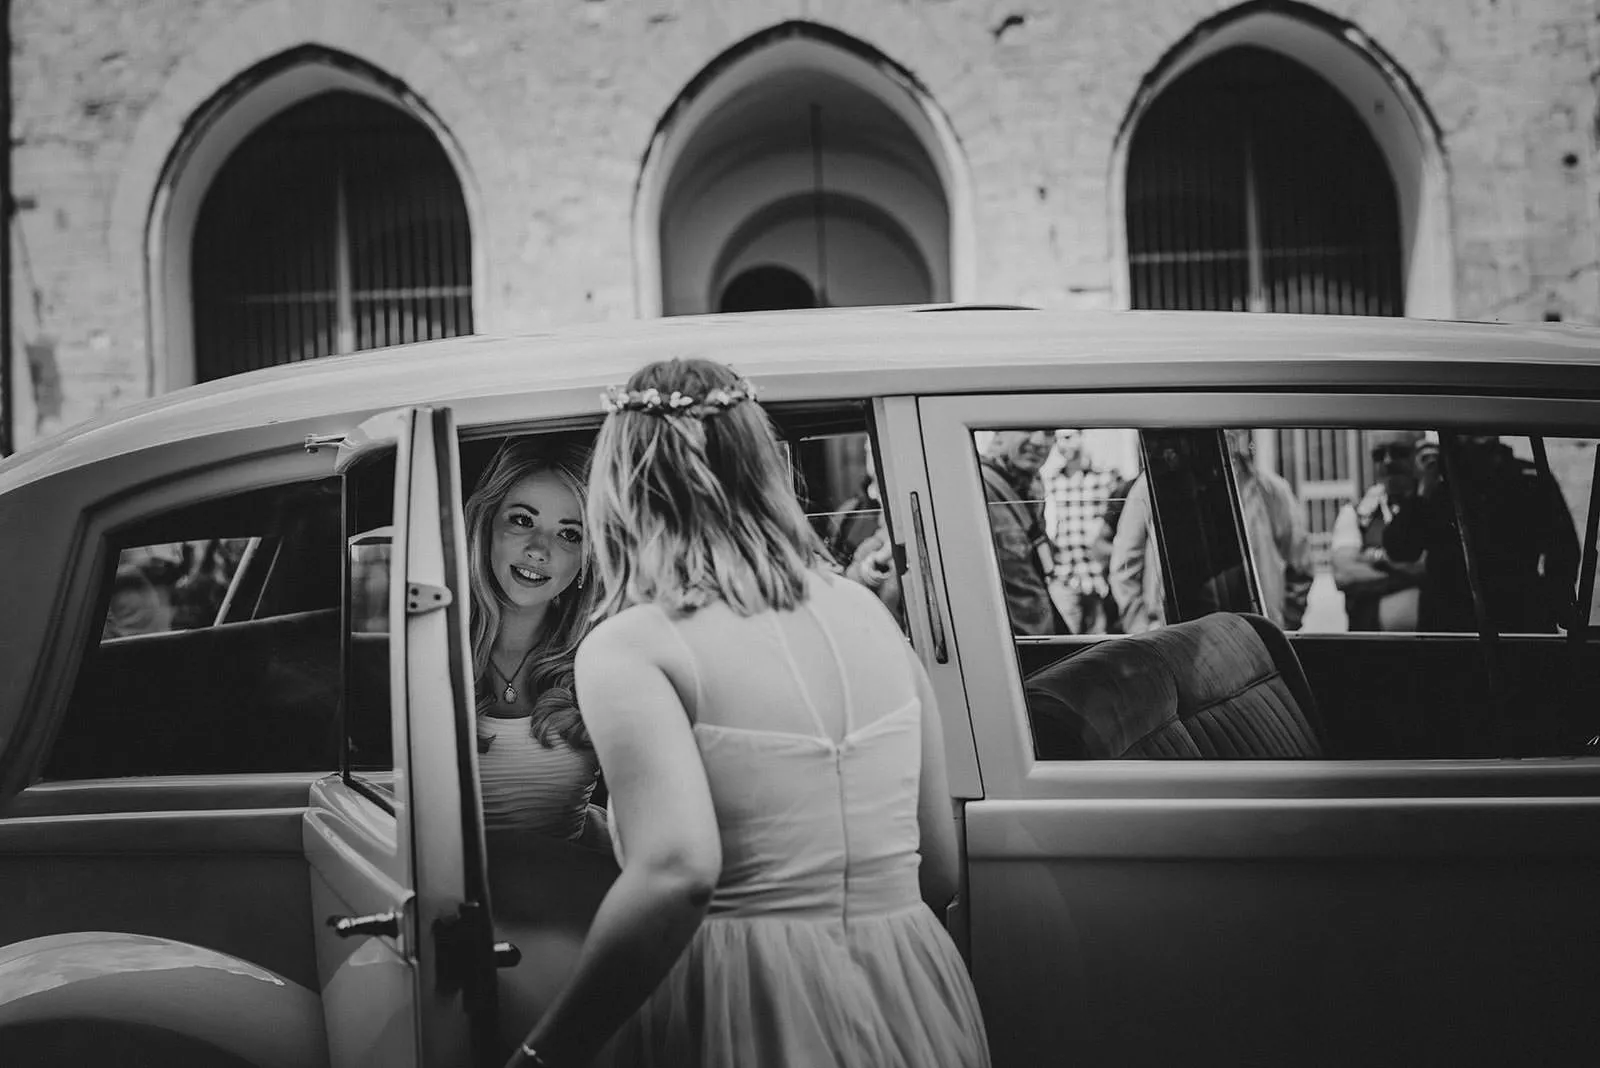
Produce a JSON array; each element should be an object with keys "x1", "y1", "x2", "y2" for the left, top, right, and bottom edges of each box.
[{"x1": 4, "y1": 304, "x2": 1600, "y2": 493}]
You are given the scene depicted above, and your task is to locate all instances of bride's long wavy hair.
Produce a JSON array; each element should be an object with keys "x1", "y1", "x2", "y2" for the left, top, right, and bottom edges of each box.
[
  {"x1": 465, "y1": 437, "x2": 599, "y2": 749},
  {"x1": 586, "y1": 358, "x2": 830, "y2": 619}
]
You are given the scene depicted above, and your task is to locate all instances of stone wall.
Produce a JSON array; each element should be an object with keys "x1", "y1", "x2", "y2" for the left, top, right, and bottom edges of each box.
[{"x1": 6, "y1": 0, "x2": 1597, "y2": 448}]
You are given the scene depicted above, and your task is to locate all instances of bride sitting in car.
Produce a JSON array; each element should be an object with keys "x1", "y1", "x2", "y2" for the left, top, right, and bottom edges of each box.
[{"x1": 465, "y1": 436, "x2": 610, "y2": 852}]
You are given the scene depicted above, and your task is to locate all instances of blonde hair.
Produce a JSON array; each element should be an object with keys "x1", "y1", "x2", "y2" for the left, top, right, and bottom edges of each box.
[
  {"x1": 465, "y1": 437, "x2": 599, "y2": 748},
  {"x1": 587, "y1": 357, "x2": 830, "y2": 617}
]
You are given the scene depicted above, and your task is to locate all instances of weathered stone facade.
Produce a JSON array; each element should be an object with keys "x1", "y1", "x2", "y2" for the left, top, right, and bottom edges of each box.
[{"x1": 6, "y1": 0, "x2": 1597, "y2": 449}]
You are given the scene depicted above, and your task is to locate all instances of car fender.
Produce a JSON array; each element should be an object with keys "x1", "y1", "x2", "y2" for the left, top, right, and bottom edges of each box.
[{"x1": 0, "y1": 931, "x2": 328, "y2": 1067}]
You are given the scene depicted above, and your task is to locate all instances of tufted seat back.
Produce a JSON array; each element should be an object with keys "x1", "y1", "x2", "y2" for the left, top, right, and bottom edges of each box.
[{"x1": 1024, "y1": 612, "x2": 1323, "y2": 760}]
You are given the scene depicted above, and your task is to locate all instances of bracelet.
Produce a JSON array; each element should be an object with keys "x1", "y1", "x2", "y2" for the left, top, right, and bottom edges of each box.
[{"x1": 519, "y1": 1042, "x2": 552, "y2": 1067}]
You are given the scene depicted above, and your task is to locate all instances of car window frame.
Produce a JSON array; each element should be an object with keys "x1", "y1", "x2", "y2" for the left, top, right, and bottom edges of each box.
[
  {"x1": 18, "y1": 448, "x2": 339, "y2": 792},
  {"x1": 917, "y1": 389, "x2": 1600, "y2": 802}
]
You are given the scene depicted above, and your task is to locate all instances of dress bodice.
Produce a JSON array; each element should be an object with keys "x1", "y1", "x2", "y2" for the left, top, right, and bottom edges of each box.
[
  {"x1": 611, "y1": 572, "x2": 925, "y2": 920},
  {"x1": 478, "y1": 714, "x2": 599, "y2": 840},
  {"x1": 691, "y1": 701, "x2": 923, "y2": 919}
]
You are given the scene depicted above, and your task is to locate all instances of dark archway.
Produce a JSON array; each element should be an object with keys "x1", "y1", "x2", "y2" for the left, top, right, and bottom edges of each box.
[
  {"x1": 191, "y1": 89, "x2": 472, "y2": 381},
  {"x1": 646, "y1": 23, "x2": 951, "y2": 316},
  {"x1": 718, "y1": 266, "x2": 818, "y2": 312}
]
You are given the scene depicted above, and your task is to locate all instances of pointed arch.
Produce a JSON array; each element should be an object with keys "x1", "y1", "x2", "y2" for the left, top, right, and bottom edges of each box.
[
  {"x1": 1109, "y1": 1, "x2": 1452, "y2": 318},
  {"x1": 110, "y1": 0, "x2": 503, "y2": 395},
  {"x1": 632, "y1": 21, "x2": 974, "y2": 317},
  {"x1": 145, "y1": 47, "x2": 478, "y2": 388}
]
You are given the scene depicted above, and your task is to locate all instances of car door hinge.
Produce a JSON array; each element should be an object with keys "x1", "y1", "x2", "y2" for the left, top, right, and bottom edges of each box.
[
  {"x1": 304, "y1": 433, "x2": 345, "y2": 454},
  {"x1": 406, "y1": 582, "x2": 452, "y2": 615}
]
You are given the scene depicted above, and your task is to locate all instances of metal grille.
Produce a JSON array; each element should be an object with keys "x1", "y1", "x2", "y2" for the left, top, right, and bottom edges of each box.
[
  {"x1": 192, "y1": 91, "x2": 472, "y2": 382},
  {"x1": 1126, "y1": 46, "x2": 1404, "y2": 549}
]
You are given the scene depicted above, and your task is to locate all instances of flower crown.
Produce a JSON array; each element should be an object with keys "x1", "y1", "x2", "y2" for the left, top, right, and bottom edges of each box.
[{"x1": 599, "y1": 379, "x2": 759, "y2": 418}]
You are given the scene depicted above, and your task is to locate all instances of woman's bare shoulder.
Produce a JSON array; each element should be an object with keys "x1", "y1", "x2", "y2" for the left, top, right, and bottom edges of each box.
[{"x1": 576, "y1": 603, "x2": 678, "y2": 665}]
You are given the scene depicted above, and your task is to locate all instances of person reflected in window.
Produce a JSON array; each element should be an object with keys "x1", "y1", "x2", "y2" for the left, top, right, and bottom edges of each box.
[
  {"x1": 467, "y1": 438, "x2": 610, "y2": 851},
  {"x1": 1383, "y1": 435, "x2": 1580, "y2": 633},
  {"x1": 827, "y1": 436, "x2": 885, "y2": 567},
  {"x1": 1330, "y1": 431, "x2": 1427, "y2": 631},
  {"x1": 1091, "y1": 471, "x2": 1139, "y2": 633},
  {"x1": 1109, "y1": 470, "x2": 1165, "y2": 634},
  {"x1": 503, "y1": 358, "x2": 989, "y2": 1068},
  {"x1": 102, "y1": 564, "x2": 176, "y2": 639},
  {"x1": 842, "y1": 518, "x2": 905, "y2": 623},
  {"x1": 1044, "y1": 430, "x2": 1122, "y2": 635},
  {"x1": 1226, "y1": 429, "x2": 1313, "y2": 632},
  {"x1": 979, "y1": 430, "x2": 1067, "y2": 635},
  {"x1": 1112, "y1": 432, "x2": 1310, "y2": 633}
]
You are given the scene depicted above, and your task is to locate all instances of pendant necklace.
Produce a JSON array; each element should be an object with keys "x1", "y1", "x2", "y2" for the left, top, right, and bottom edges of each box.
[{"x1": 490, "y1": 643, "x2": 540, "y2": 704}]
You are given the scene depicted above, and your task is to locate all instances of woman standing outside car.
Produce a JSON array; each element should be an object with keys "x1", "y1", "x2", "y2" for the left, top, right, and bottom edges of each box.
[{"x1": 504, "y1": 359, "x2": 989, "y2": 1068}]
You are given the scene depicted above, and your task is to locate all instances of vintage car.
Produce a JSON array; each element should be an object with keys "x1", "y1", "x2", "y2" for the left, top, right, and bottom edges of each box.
[{"x1": 2, "y1": 306, "x2": 1599, "y2": 1067}]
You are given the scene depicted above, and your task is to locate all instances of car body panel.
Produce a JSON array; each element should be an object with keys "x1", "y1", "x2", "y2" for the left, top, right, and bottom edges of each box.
[
  {"x1": 0, "y1": 795, "x2": 319, "y2": 993},
  {"x1": 0, "y1": 931, "x2": 328, "y2": 1068},
  {"x1": 916, "y1": 386, "x2": 1600, "y2": 1066},
  {"x1": 305, "y1": 780, "x2": 418, "y2": 1068}
]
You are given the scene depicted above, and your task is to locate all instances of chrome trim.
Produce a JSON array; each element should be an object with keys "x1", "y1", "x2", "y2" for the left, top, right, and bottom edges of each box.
[{"x1": 910, "y1": 490, "x2": 948, "y2": 664}]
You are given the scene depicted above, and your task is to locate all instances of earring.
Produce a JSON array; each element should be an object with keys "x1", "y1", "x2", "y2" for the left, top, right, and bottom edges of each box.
[{"x1": 576, "y1": 574, "x2": 585, "y2": 590}]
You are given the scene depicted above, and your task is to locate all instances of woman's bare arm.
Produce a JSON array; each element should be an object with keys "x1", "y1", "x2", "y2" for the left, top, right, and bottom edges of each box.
[{"x1": 507, "y1": 609, "x2": 721, "y2": 1067}]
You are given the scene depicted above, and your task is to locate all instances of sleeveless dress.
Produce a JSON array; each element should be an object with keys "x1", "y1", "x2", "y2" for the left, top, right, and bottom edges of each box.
[{"x1": 594, "y1": 572, "x2": 990, "y2": 1068}]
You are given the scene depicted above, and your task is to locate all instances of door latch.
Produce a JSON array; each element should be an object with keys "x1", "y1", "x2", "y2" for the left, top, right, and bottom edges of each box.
[
  {"x1": 327, "y1": 910, "x2": 401, "y2": 939},
  {"x1": 434, "y1": 900, "x2": 516, "y2": 1001}
]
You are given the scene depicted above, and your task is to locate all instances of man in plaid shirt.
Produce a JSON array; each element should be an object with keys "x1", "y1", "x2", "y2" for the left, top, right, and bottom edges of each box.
[{"x1": 1044, "y1": 430, "x2": 1125, "y2": 635}]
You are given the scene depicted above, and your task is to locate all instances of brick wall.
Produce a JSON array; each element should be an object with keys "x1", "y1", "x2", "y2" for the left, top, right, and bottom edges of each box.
[{"x1": 6, "y1": 0, "x2": 1597, "y2": 448}]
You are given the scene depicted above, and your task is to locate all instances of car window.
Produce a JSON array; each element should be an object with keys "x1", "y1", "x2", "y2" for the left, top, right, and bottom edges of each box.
[
  {"x1": 975, "y1": 423, "x2": 1600, "y2": 763},
  {"x1": 45, "y1": 478, "x2": 343, "y2": 780},
  {"x1": 344, "y1": 453, "x2": 396, "y2": 801},
  {"x1": 775, "y1": 408, "x2": 907, "y2": 635}
]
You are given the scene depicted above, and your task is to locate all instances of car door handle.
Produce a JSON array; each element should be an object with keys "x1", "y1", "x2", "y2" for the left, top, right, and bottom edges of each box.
[{"x1": 327, "y1": 910, "x2": 401, "y2": 938}]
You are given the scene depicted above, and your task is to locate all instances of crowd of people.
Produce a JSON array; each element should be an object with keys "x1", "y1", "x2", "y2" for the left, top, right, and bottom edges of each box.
[{"x1": 976, "y1": 426, "x2": 1579, "y2": 641}]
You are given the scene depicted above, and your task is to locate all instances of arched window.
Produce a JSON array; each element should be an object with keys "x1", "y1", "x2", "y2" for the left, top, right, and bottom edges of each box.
[
  {"x1": 1126, "y1": 46, "x2": 1403, "y2": 316},
  {"x1": 191, "y1": 90, "x2": 471, "y2": 381}
]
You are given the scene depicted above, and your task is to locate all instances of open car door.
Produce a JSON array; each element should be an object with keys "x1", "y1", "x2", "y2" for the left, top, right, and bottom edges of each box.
[{"x1": 305, "y1": 406, "x2": 500, "y2": 1067}]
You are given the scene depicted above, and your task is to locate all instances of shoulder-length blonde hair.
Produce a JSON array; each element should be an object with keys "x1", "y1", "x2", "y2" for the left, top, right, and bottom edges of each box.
[
  {"x1": 465, "y1": 436, "x2": 599, "y2": 748},
  {"x1": 587, "y1": 357, "x2": 830, "y2": 618}
]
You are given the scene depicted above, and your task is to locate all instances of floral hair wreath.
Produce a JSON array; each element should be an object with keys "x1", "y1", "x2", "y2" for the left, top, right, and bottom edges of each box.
[{"x1": 599, "y1": 379, "x2": 759, "y2": 418}]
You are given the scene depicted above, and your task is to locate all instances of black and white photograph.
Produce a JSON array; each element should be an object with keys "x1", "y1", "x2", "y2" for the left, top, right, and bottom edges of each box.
[{"x1": 2, "y1": 1, "x2": 1599, "y2": 1065}]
